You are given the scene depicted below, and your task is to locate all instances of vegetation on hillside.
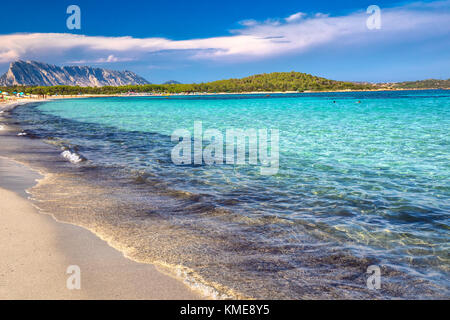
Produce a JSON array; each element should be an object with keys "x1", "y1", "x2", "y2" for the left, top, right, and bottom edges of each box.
[
  {"x1": 0, "y1": 72, "x2": 374, "y2": 95},
  {"x1": 392, "y1": 79, "x2": 450, "y2": 89},
  {"x1": 1, "y1": 72, "x2": 448, "y2": 96}
]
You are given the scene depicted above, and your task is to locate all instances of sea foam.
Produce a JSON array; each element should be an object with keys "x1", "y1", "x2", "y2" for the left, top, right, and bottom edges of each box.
[{"x1": 61, "y1": 150, "x2": 86, "y2": 164}]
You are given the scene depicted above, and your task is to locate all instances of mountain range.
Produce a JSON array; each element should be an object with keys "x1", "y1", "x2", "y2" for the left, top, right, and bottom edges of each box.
[{"x1": 0, "y1": 60, "x2": 150, "y2": 87}]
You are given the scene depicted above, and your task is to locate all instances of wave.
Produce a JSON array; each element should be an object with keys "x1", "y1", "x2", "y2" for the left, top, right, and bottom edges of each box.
[{"x1": 61, "y1": 149, "x2": 87, "y2": 164}]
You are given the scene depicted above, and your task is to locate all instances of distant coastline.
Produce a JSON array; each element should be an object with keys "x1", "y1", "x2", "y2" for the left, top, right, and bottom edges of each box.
[
  {"x1": 1, "y1": 66, "x2": 448, "y2": 98},
  {"x1": 1, "y1": 87, "x2": 448, "y2": 105}
]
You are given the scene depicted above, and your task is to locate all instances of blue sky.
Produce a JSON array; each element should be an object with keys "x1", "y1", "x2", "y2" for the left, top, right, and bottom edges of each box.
[{"x1": 0, "y1": 0, "x2": 449, "y2": 83}]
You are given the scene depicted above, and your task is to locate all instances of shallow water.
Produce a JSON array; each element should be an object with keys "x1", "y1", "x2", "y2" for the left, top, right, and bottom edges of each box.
[{"x1": 6, "y1": 91, "x2": 450, "y2": 299}]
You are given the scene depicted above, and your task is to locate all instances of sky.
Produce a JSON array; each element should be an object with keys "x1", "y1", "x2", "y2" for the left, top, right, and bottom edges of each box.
[{"x1": 0, "y1": 0, "x2": 449, "y2": 84}]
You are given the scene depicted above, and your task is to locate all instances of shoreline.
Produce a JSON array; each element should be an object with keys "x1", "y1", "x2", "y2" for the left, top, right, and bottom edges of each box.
[
  {"x1": 0, "y1": 100, "x2": 203, "y2": 300},
  {"x1": 0, "y1": 87, "x2": 447, "y2": 102},
  {"x1": 1, "y1": 95, "x2": 447, "y2": 299}
]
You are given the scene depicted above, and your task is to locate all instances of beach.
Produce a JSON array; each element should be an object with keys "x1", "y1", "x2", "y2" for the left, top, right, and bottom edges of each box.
[
  {"x1": 1, "y1": 93, "x2": 448, "y2": 300},
  {"x1": 0, "y1": 100, "x2": 202, "y2": 300}
]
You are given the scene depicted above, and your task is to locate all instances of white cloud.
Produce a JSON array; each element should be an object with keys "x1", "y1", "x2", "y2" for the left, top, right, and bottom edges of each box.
[
  {"x1": 68, "y1": 55, "x2": 134, "y2": 64},
  {"x1": 314, "y1": 13, "x2": 330, "y2": 18},
  {"x1": 0, "y1": 1, "x2": 449, "y2": 63},
  {"x1": 285, "y1": 12, "x2": 306, "y2": 23},
  {"x1": 105, "y1": 54, "x2": 119, "y2": 62},
  {"x1": 239, "y1": 19, "x2": 258, "y2": 27}
]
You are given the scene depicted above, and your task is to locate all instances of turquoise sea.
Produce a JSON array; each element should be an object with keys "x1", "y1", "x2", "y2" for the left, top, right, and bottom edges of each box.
[{"x1": 11, "y1": 90, "x2": 450, "y2": 298}]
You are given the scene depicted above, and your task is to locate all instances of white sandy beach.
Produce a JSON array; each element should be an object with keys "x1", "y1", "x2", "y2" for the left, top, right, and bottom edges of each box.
[{"x1": 0, "y1": 100, "x2": 202, "y2": 300}]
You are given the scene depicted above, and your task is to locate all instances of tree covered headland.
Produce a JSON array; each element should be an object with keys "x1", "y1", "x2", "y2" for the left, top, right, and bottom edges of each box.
[
  {"x1": 392, "y1": 79, "x2": 450, "y2": 89},
  {"x1": 0, "y1": 72, "x2": 375, "y2": 95}
]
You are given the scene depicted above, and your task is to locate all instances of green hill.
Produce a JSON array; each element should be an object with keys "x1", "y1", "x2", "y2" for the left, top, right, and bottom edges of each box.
[
  {"x1": 178, "y1": 72, "x2": 373, "y2": 92},
  {"x1": 392, "y1": 79, "x2": 450, "y2": 89}
]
